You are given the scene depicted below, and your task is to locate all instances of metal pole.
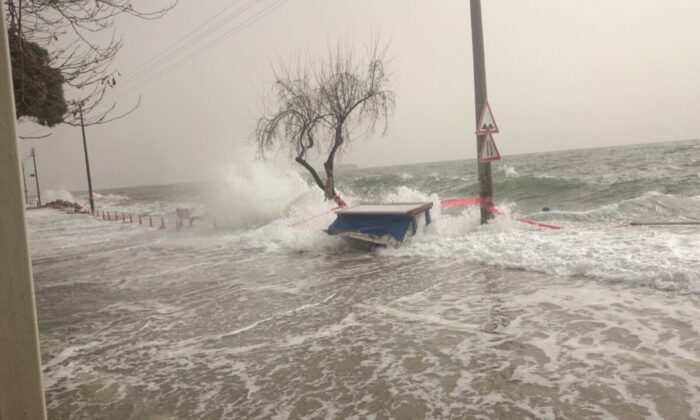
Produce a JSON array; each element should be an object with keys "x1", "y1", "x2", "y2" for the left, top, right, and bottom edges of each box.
[
  {"x1": 78, "y1": 104, "x2": 95, "y2": 214},
  {"x1": 31, "y1": 147, "x2": 41, "y2": 207},
  {"x1": 0, "y1": 4, "x2": 49, "y2": 419},
  {"x1": 21, "y1": 161, "x2": 29, "y2": 205},
  {"x1": 470, "y1": 0, "x2": 493, "y2": 224}
]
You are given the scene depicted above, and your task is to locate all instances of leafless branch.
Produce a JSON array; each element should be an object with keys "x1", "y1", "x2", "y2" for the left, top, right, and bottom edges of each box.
[
  {"x1": 19, "y1": 133, "x2": 51, "y2": 139},
  {"x1": 6, "y1": 0, "x2": 177, "y2": 126},
  {"x1": 255, "y1": 39, "x2": 395, "y2": 202}
]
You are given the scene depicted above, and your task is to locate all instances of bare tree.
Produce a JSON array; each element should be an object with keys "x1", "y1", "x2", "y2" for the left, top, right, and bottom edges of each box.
[
  {"x1": 5, "y1": 0, "x2": 177, "y2": 127},
  {"x1": 256, "y1": 43, "x2": 395, "y2": 206}
]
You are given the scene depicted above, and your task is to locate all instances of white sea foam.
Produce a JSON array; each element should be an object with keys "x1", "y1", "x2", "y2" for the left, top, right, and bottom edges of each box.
[
  {"x1": 385, "y1": 205, "x2": 700, "y2": 293},
  {"x1": 208, "y1": 157, "x2": 313, "y2": 229},
  {"x1": 498, "y1": 164, "x2": 519, "y2": 178},
  {"x1": 43, "y1": 188, "x2": 78, "y2": 203}
]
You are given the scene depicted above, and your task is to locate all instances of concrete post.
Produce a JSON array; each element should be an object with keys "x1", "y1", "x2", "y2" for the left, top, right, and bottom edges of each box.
[{"x1": 0, "y1": 5, "x2": 48, "y2": 420}]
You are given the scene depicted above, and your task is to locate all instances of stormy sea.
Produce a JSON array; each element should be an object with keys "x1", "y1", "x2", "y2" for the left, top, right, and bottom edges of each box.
[{"x1": 29, "y1": 139, "x2": 700, "y2": 419}]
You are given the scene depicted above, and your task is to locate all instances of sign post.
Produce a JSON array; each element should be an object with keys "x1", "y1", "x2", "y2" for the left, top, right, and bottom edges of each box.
[
  {"x1": 469, "y1": 0, "x2": 493, "y2": 224},
  {"x1": 478, "y1": 129, "x2": 501, "y2": 162},
  {"x1": 476, "y1": 100, "x2": 499, "y2": 135}
]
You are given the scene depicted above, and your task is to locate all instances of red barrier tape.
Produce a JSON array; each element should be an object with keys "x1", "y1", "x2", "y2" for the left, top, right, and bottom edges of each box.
[
  {"x1": 79, "y1": 197, "x2": 91, "y2": 212},
  {"x1": 439, "y1": 196, "x2": 562, "y2": 230},
  {"x1": 487, "y1": 207, "x2": 561, "y2": 230},
  {"x1": 440, "y1": 197, "x2": 481, "y2": 208},
  {"x1": 332, "y1": 195, "x2": 348, "y2": 208}
]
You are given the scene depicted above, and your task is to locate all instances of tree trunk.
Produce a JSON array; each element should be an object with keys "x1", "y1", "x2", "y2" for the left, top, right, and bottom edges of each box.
[
  {"x1": 295, "y1": 156, "x2": 326, "y2": 192},
  {"x1": 323, "y1": 126, "x2": 344, "y2": 201}
]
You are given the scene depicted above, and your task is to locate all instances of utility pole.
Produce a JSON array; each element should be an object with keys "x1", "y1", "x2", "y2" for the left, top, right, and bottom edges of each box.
[
  {"x1": 21, "y1": 160, "x2": 29, "y2": 205},
  {"x1": 0, "y1": 4, "x2": 49, "y2": 419},
  {"x1": 30, "y1": 147, "x2": 41, "y2": 207},
  {"x1": 78, "y1": 103, "x2": 95, "y2": 214},
  {"x1": 470, "y1": 0, "x2": 493, "y2": 224}
]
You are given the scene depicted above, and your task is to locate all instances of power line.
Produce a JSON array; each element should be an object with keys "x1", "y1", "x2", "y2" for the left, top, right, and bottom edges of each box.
[
  {"x1": 21, "y1": 126, "x2": 51, "y2": 137},
  {"x1": 111, "y1": 0, "x2": 289, "y2": 100},
  {"x1": 124, "y1": 0, "x2": 247, "y2": 81},
  {"x1": 117, "y1": 0, "x2": 259, "y2": 89},
  {"x1": 114, "y1": 0, "x2": 265, "y2": 93},
  {"x1": 39, "y1": 124, "x2": 69, "y2": 152},
  {"x1": 114, "y1": 0, "x2": 278, "y2": 96}
]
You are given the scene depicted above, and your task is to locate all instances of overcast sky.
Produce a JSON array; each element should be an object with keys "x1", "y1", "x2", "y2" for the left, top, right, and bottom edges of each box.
[{"x1": 16, "y1": 0, "x2": 700, "y2": 192}]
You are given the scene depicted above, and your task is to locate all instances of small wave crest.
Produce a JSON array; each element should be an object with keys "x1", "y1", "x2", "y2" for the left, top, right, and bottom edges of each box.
[
  {"x1": 498, "y1": 164, "x2": 519, "y2": 178},
  {"x1": 93, "y1": 192, "x2": 130, "y2": 205},
  {"x1": 534, "y1": 191, "x2": 700, "y2": 222},
  {"x1": 43, "y1": 188, "x2": 78, "y2": 204}
]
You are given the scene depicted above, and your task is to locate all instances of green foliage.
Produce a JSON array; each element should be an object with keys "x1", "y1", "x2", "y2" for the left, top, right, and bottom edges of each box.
[{"x1": 9, "y1": 31, "x2": 67, "y2": 127}]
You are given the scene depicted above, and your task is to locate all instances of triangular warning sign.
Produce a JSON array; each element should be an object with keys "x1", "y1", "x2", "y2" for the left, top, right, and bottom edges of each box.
[
  {"x1": 476, "y1": 100, "x2": 499, "y2": 134},
  {"x1": 479, "y1": 130, "x2": 501, "y2": 162}
]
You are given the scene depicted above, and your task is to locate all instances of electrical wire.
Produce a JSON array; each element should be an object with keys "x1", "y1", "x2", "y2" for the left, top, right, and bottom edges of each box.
[
  {"x1": 114, "y1": 0, "x2": 266, "y2": 93},
  {"x1": 123, "y1": 0, "x2": 247, "y2": 81},
  {"x1": 110, "y1": 0, "x2": 289, "y2": 100}
]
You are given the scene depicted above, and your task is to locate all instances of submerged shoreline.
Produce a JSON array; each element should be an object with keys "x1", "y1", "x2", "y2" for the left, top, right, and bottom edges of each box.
[
  {"x1": 31, "y1": 208, "x2": 700, "y2": 419},
  {"x1": 29, "y1": 140, "x2": 700, "y2": 418}
]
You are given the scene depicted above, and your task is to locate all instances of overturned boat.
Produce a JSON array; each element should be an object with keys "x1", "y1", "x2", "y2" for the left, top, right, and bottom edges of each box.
[{"x1": 327, "y1": 202, "x2": 433, "y2": 247}]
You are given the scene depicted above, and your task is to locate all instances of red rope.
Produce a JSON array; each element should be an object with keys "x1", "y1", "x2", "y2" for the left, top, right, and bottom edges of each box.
[
  {"x1": 439, "y1": 196, "x2": 562, "y2": 230},
  {"x1": 288, "y1": 193, "x2": 347, "y2": 227},
  {"x1": 289, "y1": 207, "x2": 341, "y2": 227},
  {"x1": 289, "y1": 195, "x2": 562, "y2": 230}
]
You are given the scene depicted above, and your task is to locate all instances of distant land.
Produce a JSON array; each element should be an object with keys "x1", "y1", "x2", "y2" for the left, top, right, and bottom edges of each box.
[{"x1": 337, "y1": 164, "x2": 358, "y2": 170}]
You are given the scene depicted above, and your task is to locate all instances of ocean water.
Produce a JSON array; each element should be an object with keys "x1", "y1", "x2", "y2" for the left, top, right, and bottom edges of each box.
[{"x1": 28, "y1": 139, "x2": 700, "y2": 419}]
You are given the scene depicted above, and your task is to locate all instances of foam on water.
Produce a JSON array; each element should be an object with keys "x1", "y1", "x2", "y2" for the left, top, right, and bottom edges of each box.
[
  {"x1": 31, "y1": 205, "x2": 700, "y2": 418},
  {"x1": 535, "y1": 190, "x2": 700, "y2": 222},
  {"x1": 205, "y1": 173, "x2": 700, "y2": 294},
  {"x1": 166, "y1": 169, "x2": 700, "y2": 295},
  {"x1": 388, "y1": 206, "x2": 700, "y2": 293}
]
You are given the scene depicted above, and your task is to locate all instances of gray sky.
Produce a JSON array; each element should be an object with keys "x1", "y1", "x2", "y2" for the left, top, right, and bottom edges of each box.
[{"x1": 17, "y1": 0, "x2": 700, "y2": 192}]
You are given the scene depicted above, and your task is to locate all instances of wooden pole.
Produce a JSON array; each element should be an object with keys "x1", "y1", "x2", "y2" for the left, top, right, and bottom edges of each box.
[
  {"x1": 470, "y1": 0, "x2": 493, "y2": 224},
  {"x1": 21, "y1": 161, "x2": 29, "y2": 205},
  {"x1": 30, "y1": 148, "x2": 41, "y2": 207},
  {"x1": 0, "y1": 4, "x2": 48, "y2": 419},
  {"x1": 79, "y1": 104, "x2": 95, "y2": 215}
]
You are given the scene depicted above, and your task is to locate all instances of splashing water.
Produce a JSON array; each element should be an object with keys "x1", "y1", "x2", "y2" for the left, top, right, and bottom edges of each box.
[{"x1": 29, "y1": 139, "x2": 700, "y2": 419}]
